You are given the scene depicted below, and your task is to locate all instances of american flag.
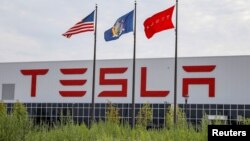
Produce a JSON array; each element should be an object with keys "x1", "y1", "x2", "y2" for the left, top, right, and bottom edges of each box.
[{"x1": 63, "y1": 10, "x2": 95, "y2": 38}]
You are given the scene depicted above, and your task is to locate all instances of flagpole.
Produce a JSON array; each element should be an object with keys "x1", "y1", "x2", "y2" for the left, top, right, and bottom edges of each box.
[
  {"x1": 91, "y1": 4, "x2": 98, "y2": 125},
  {"x1": 131, "y1": 1, "x2": 137, "y2": 128},
  {"x1": 173, "y1": 0, "x2": 178, "y2": 127}
]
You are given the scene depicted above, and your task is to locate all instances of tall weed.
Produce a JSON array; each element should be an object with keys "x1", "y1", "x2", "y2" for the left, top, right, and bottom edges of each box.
[{"x1": 136, "y1": 103, "x2": 153, "y2": 128}]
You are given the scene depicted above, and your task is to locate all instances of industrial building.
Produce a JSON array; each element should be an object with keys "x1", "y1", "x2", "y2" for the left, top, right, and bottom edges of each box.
[{"x1": 1, "y1": 56, "x2": 250, "y2": 127}]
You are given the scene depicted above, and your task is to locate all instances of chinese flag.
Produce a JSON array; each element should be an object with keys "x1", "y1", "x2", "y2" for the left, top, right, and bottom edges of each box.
[{"x1": 144, "y1": 6, "x2": 175, "y2": 39}]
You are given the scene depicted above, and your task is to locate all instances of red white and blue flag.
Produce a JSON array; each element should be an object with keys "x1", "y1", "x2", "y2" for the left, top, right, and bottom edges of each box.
[{"x1": 63, "y1": 10, "x2": 95, "y2": 38}]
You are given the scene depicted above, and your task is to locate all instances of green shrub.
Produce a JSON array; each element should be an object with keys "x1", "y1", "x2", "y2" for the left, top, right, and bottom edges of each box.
[
  {"x1": 243, "y1": 117, "x2": 250, "y2": 125},
  {"x1": 106, "y1": 102, "x2": 120, "y2": 124},
  {"x1": 12, "y1": 101, "x2": 33, "y2": 141},
  {"x1": 0, "y1": 101, "x2": 33, "y2": 141},
  {"x1": 0, "y1": 101, "x2": 7, "y2": 141},
  {"x1": 12, "y1": 101, "x2": 29, "y2": 120},
  {"x1": 165, "y1": 105, "x2": 188, "y2": 129},
  {"x1": 136, "y1": 103, "x2": 153, "y2": 128},
  {"x1": 0, "y1": 101, "x2": 7, "y2": 117},
  {"x1": 0, "y1": 101, "x2": 218, "y2": 141}
]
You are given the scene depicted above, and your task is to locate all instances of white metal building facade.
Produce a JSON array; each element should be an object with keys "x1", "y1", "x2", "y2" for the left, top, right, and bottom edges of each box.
[{"x1": 1, "y1": 56, "x2": 250, "y2": 126}]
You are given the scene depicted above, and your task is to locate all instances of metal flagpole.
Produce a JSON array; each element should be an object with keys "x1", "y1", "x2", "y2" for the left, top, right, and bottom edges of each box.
[
  {"x1": 173, "y1": 0, "x2": 178, "y2": 127},
  {"x1": 131, "y1": 1, "x2": 137, "y2": 128},
  {"x1": 91, "y1": 4, "x2": 98, "y2": 125}
]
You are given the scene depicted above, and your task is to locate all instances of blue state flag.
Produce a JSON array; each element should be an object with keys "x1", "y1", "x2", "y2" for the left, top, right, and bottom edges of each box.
[{"x1": 104, "y1": 10, "x2": 134, "y2": 41}]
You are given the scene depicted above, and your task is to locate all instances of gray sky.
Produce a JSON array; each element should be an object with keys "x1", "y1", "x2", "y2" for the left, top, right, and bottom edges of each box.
[{"x1": 0, "y1": 0, "x2": 250, "y2": 62}]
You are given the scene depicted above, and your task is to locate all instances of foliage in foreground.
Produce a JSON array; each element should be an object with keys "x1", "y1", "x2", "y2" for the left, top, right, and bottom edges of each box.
[
  {"x1": 25, "y1": 121, "x2": 205, "y2": 141},
  {"x1": 0, "y1": 101, "x2": 32, "y2": 141},
  {"x1": 136, "y1": 103, "x2": 153, "y2": 128},
  {"x1": 106, "y1": 102, "x2": 120, "y2": 124},
  {"x1": 1, "y1": 101, "x2": 250, "y2": 141}
]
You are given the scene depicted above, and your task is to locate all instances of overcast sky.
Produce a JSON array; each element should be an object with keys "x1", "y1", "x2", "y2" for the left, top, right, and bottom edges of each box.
[{"x1": 0, "y1": 0, "x2": 250, "y2": 62}]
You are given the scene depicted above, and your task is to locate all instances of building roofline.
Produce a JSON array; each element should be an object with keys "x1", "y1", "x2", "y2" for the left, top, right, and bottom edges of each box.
[{"x1": 0, "y1": 55, "x2": 249, "y2": 64}]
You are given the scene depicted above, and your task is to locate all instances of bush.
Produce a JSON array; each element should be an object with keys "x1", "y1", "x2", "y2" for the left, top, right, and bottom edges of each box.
[
  {"x1": 243, "y1": 117, "x2": 250, "y2": 125},
  {"x1": 0, "y1": 101, "x2": 33, "y2": 141},
  {"x1": 0, "y1": 101, "x2": 7, "y2": 141},
  {"x1": 165, "y1": 105, "x2": 188, "y2": 129},
  {"x1": 0, "y1": 101, "x2": 7, "y2": 117},
  {"x1": 106, "y1": 102, "x2": 120, "y2": 124},
  {"x1": 5, "y1": 101, "x2": 248, "y2": 140},
  {"x1": 136, "y1": 103, "x2": 153, "y2": 128},
  {"x1": 12, "y1": 101, "x2": 33, "y2": 141}
]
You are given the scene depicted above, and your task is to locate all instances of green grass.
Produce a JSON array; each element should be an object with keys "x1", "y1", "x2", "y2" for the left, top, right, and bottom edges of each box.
[
  {"x1": 24, "y1": 122, "x2": 205, "y2": 141},
  {"x1": 1, "y1": 101, "x2": 249, "y2": 141}
]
